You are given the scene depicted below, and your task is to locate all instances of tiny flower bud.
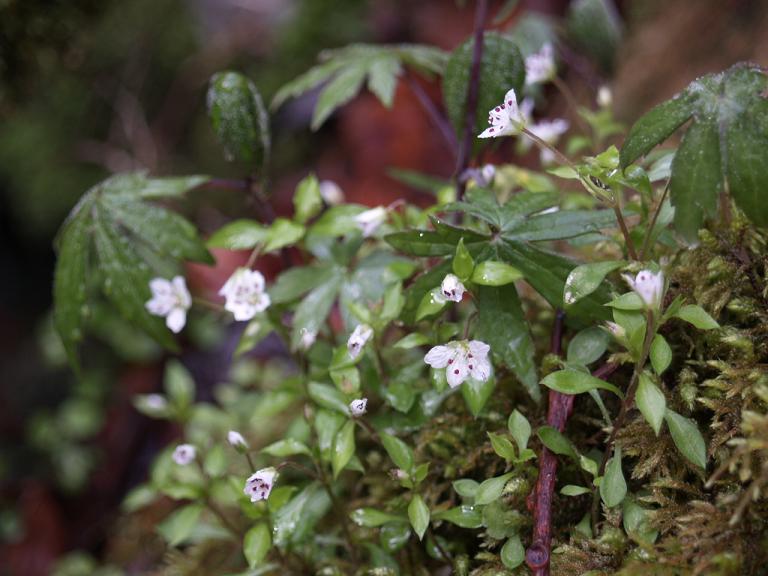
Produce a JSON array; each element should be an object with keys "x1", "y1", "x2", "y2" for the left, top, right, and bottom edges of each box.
[
  {"x1": 597, "y1": 86, "x2": 613, "y2": 108},
  {"x1": 227, "y1": 430, "x2": 249, "y2": 451},
  {"x1": 144, "y1": 394, "x2": 168, "y2": 411},
  {"x1": 347, "y1": 324, "x2": 374, "y2": 359},
  {"x1": 349, "y1": 398, "x2": 368, "y2": 417},
  {"x1": 299, "y1": 328, "x2": 317, "y2": 350},
  {"x1": 319, "y1": 180, "x2": 345, "y2": 205},
  {"x1": 172, "y1": 444, "x2": 196, "y2": 466}
]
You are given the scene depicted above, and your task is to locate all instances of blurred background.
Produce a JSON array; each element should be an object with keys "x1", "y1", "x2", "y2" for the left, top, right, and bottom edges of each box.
[{"x1": 1, "y1": 0, "x2": 766, "y2": 574}]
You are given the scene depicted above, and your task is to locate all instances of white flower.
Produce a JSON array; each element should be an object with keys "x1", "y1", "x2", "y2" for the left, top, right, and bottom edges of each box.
[
  {"x1": 144, "y1": 394, "x2": 168, "y2": 411},
  {"x1": 227, "y1": 430, "x2": 249, "y2": 450},
  {"x1": 597, "y1": 86, "x2": 613, "y2": 108},
  {"x1": 424, "y1": 340, "x2": 492, "y2": 388},
  {"x1": 172, "y1": 444, "x2": 196, "y2": 466},
  {"x1": 244, "y1": 467, "x2": 278, "y2": 503},
  {"x1": 622, "y1": 270, "x2": 665, "y2": 310},
  {"x1": 145, "y1": 276, "x2": 192, "y2": 333},
  {"x1": 349, "y1": 398, "x2": 368, "y2": 417},
  {"x1": 525, "y1": 42, "x2": 556, "y2": 86},
  {"x1": 435, "y1": 274, "x2": 466, "y2": 303},
  {"x1": 347, "y1": 324, "x2": 374, "y2": 359},
  {"x1": 521, "y1": 119, "x2": 570, "y2": 164},
  {"x1": 219, "y1": 268, "x2": 271, "y2": 321},
  {"x1": 299, "y1": 328, "x2": 317, "y2": 350},
  {"x1": 319, "y1": 180, "x2": 345, "y2": 205},
  {"x1": 478, "y1": 89, "x2": 529, "y2": 139},
  {"x1": 390, "y1": 468, "x2": 409, "y2": 481},
  {"x1": 354, "y1": 206, "x2": 388, "y2": 237},
  {"x1": 480, "y1": 164, "x2": 496, "y2": 186}
]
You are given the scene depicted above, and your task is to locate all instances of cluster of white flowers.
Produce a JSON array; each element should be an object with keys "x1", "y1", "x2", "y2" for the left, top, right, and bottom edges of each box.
[
  {"x1": 623, "y1": 270, "x2": 665, "y2": 310},
  {"x1": 145, "y1": 276, "x2": 192, "y2": 333},
  {"x1": 172, "y1": 444, "x2": 196, "y2": 466},
  {"x1": 219, "y1": 268, "x2": 271, "y2": 321},
  {"x1": 424, "y1": 340, "x2": 492, "y2": 388},
  {"x1": 347, "y1": 324, "x2": 374, "y2": 359},
  {"x1": 349, "y1": 398, "x2": 368, "y2": 417},
  {"x1": 244, "y1": 467, "x2": 278, "y2": 503},
  {"x1": 435, "y1": 274, "x2": 466, "y2": 303},
  {"x1": 354, "y1": 206, "x2": 388, "y2": 237},
  {"x1": 525, "y1": 42, "x2": 557, "y2": 86}
]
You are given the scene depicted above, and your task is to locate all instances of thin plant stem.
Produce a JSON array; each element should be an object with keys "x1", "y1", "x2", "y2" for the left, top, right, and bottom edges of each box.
[
  {"x1": 640, "y1": 180, "x2": 670, "y2": 261},
  {"x1": 244, "y1": 451, "x2": 257, "y2": 474},
  {"x1": 405, "y1": 72, "x2": 457, "y2": 157},
  {"x1": 612, "y1": 201, "x2": 638, "y2": 260},
  {"x1": 551, "y1": 76, "x2": 590, "y2": 136},
  {"x1": 193, "y1": 297, "x2": 224, "y2": 312},
  {"x1": 454, "y1": 0, "x2": 489, "y2": 200}
]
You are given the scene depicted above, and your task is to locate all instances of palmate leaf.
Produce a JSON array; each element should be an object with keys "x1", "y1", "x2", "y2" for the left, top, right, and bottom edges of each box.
[
  {"x1": 620, "y1": 63, "x2": 768, "y2": 241},
  {"x1": 53, "y1": 173, "x2": 213, "y2": 369},
  {"x1": 271, "y1": 44, "x2": 448, "y2": 130}
]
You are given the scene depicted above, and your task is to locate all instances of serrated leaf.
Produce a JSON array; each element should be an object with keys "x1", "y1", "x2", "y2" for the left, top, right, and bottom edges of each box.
[
  {"x1": 207, "y1": 71, "x2": 270, "y2": 168},
  {"x1": 600, "y1": 446, "x2": 627, "y2": 508},
  {"x1": 207, "y1": 219, "x2": 270, "y2": 250},
  {"x1": 664, "y1": 409, "x2": 707, "y2": 468},
  {"x1": 541, "y1": 369, "x2": 624, "y2": 398},
  {"x1": 475, "y1": 284, "x2": 538, "y2": 400},
  {"x1": 726, "y1": 98, "x2": 768, "y2": 226},
  {"x1": 243, "y1": 523, "x2": 271, "y2": 568},
  {"x1": 312, "y1": 65, "x2": 367, "y2": 130},
  {"x1": 649, "y1": 333, "x2": 672, "y2": 375},
  {"x1": 674, "y1": 304, "x2": 719, "y2": 330},
  {"x1": 408, "y1": 494, "x2": 430, "y2": 540},
  {"x1": 367, "y1": 54, "x2": 401, "y2": 107},
  {"x1": 636, "y1": 373, "x2": 666, "y2": 436},
  {"x1": 563, "y1": 260, "x2": 624, "y2": 307},
  {"x1": 502, "y1": 209, "x2": 616, "y2": 242},
  {"x1": 443, "y1": 32, "x2": 525, "y2": 138}
]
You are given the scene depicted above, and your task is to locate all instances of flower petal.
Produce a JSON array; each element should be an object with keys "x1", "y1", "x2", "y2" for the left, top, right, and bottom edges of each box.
[
  {"x1": 166, "y1": 307, "x2": 187, "y2": 333},
  {"x1": 424, "y1": 345, "x2": 454, "y2": 369}
]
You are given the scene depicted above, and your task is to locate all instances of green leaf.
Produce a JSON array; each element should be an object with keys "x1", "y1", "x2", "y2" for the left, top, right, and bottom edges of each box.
[
  {"x1": 207, "y1": 219, "x2": 269, "y2": 250},
  {"x1": 393, "y1": 333, "x2": 430, "y2": 349},
  {"x1": 623, "y1": 498, "x2": 658, "y2": 544},
  {"x1": 272, "y1": 482, "x2": 331, "y2": 548},
  {"x1": 502, "y1": 209, "x2": 616, "y2": 242},
  {"x1": 290, "y1": 276, "x2": 342, "y2": 349},
  {"x1": 541, "y1": 369, "x2": 624, "y2": 398},
  {"x1": 314, "y1": 409, "x2": 345, "y2": 462},
  {"x1": 380, "y1": 433, "x2": 414, "y2": 472},
  {"x1": 264, "y1": 218, "x2": 305, "y2": 252},
  {"x1": 475, "y1": 473, "x2": 514, "y2": 506},
  {"x1": 500, "y1": 534, "x2": 525, "y2": 569},
  {"x1": 600, "y1": 446, "x2": 627, "y2": 508},
  {"x1": 670, "y1": 118, "x2": 722, "y2": 243},
  {"x1": 243, "y1": 523, "x2": 271, "y2": 568},
  {"x1": 293, "y1": 174, "x2": 323, "y2": 224},
  {"x1": 313, "y1": 65, "x2": 367, "y2": 130},
  {"x1": 726, "y1": 98, "x2": 768, "y2": 226},
  {"x1": 471, "y1": 260, "x2": 523, "y2": 286},
  {"x1": 563, "y1": 260, "x2": 624, "y2": 307},
  {"x1": 433, "y1": 505, "x2": 483, "y2": 529},
  {"x1": 537, "y1": 426, "x2": 579, "y2": 460},
  {"x1": 415, "y1": 288, "x2": 448, "y2": 321},
  {"x1": 207, "y1": 71, "x2": 270, "y2": 168},
  {"x1": 453, "y1": 479, "x2": 480, "y2": 499},
  {"x1": 605, "y1": 292, "x2": 644, "y2": 310},
  {"x1": 566, "y1": 0, "x2": 622, "y2": 73},
  {"x1": 332, "y1": 420, "x2": 356, "y2": 478},
  {"x1": 269, "y1": 264, "x2": 336, "y2": 304},
  {"x1": 567, "y1": 326, "x2": 610, "y2": 365},
  {"x1": 262, "y1": 439, "x2": 312, "y2": 458},
  {"x1": 234, "y1": 316, "x2": 273, "y2": 358},
  {"x1": 674, "y1": 304, "x2": 719, "y2": 330},
  {"x1": 561, "y1": 485, "x2": 591, "y2": 496},
  {"x1": 649, "y1": 334, "x2": 672, "y2": 375},
  {"x1": 443, "y1": 32, "x2": 525, "y2": 137},
  {"x1": 367, "y1": 53, "x2": 401, "y2": 107},
  {"x1": 452, "y1": 238, "x2": 475, "y2": 281},
  {"x1": 487, "y1": 432, "x2": 517, "y2": 461},
  {"x1": 308, "y1": 382, "x2": 350, "y2": 415},
  {"x1": 475, "y1": 284, "x2": 539, "y2": 400},
  {"x1": 620, "y1": 92, "x2": 695, "y2": 168},
  {"x1": 157, "y1": 504, "x2": 204, "y2": 546},
  {"x1": 508, "y1": 410, "x2": 532, "y2": 452},
  {"x1": 350, "y1": 508, "x2": 406, "y2": 527},
  {"x1": 408, "y1": 494, "x2": 430, "y2": 540},
  {"x1": 664, "y1": 409, "x2": 707, "y2": 468},
  {"x1": 164, "y1": 360, "x2": 195, "y2": 410},
  {"x1": 636, "y1": 373, "x2": 666, "y2": 436},
  {"x1": 461, "y1": 376, "x2": 497, "y2": 417}
]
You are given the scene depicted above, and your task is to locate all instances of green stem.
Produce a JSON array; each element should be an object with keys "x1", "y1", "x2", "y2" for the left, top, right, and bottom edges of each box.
[{"x1": 640, "y1": 180, "x2": 670, "y2": 261}]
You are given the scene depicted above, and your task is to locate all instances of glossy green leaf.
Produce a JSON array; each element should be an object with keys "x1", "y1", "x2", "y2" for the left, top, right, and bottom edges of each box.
[
  {"x1": 508, "y1": 410, "x2": 532, "y2": 452},
  {"x1": 453, "y1": 479, "x2": 480, "y2": 499},
  {"x1": 488, "y1": 432, "x2": 517, "y2": 461},
  {"x1": 452, "y1": 238, "x2": 475, "y2": 281},
  {"x1": 566, "y1": 0, "x2": 622, "y2": 73},
  {"x1": 332, "y1": 420, "x2": 356, "y2": 478},
  {"x1": 475, "y1": 473, "x2": 514, "y2": 506},
  {"x1": 269, "y1": 264, "x2": 336, "y2": 304},
  {"x1": 500, "y1": 534, "x2": 525, "y2": 569},
  {"x1": 272, "y1": 482, "x2": 331, "y2": 548},
  {"x1": 567, "y1": 326, "x2": 610, "y2": 365},
  {"x1": 541, "y1": 369, "x2": 623, "y2": 398},
  {"x1": 636, "y1": 373, "x2": 666, "y2": 436},
  {"x1": 380, "y1": 522, "x2": 412, "y2": 552},
  {"x1": 157, "y1": 504, "x2": 204, "y2": 546},
  {"x1": 408, "y1": 494, "x2": 430, "y2": 540},
  {"x1": 207, "y1": 71, "x2": 270, "y2": 168},
  {"x1": 290, "y1": 276, "x2": 342, "y2": 349},
  {"x1": 207, "y1": 219, "x2": 269, "y2": 250},
  {"x1": 649, "y1": 334, "x2": 672, "y2": 375},
  {"x1": 293, "y1": 174, "x2": 323, "y2": 224},
  {"x1": 415, "y1": 288, "x2": 448, "y2": 321},
  {"x1": 623, "y1": 498, "x2": 659, "y2": 544},
  {"x1": 471, "y1": 260, "x2": 523, "y2": 286},
  {"x1": 393, "y1": 333, "x2": 430, "y2": 349},
  {"x1": 164, "y1": 360, "x2": 195, "y2": 410},
  {"x1": 664, "y1": 409, "x2": 707, "y2": 468},
  {"x1": 600, "y1": 446, "x2": 627, "y2": 508},
  {"x1": 537, "y1": 426, "x2": 578, "y2": 460},
  {"x1": 380, "y1": 433, "x2": 414, "y2": 472},
  {"x1": 605, "y1": 292, "x2": 644, "y2": 310},
  {"x1": 726, "y1": 98, "x2": 768, "y2": 226},
  {"x1": 350, "y1": 508, "x2": 406, "y2": 527},
  {"x1": 674, "y1": 304, "x2": 719, "y2": 330},
  {"x1": 443, "y1": 32, "x2": 525, "y2": 137},
  {"x1": 243, "y1": 523, "x2": 271, "y2": 568},
  {"x1": 433, "y1": 505, "x2": 482, "y2": 529},
  {"x1": 308, "y1": 382, "x2": 349, "y2": 415},
  {"x1": 264, "y1": 218, "x2": 305, "y2": 252},
  {"x1": 561, "y1": 485, "x2": 591, "y2": 496},
  {"x1": 563, "y1": 260, "x2": 624, "y2": 307},
  {"x1": 475, "y1": 284, "x2": 538, "y2": 400},
  {"x1": 503, "y1": 209, "x2": 616, "y2": 242},
  {"x1": 262, "y1": 439, "x2": 312, "y2": 458},
  {"x1": 461, "y1": 375, "x2": 497, "y2": 417}
]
